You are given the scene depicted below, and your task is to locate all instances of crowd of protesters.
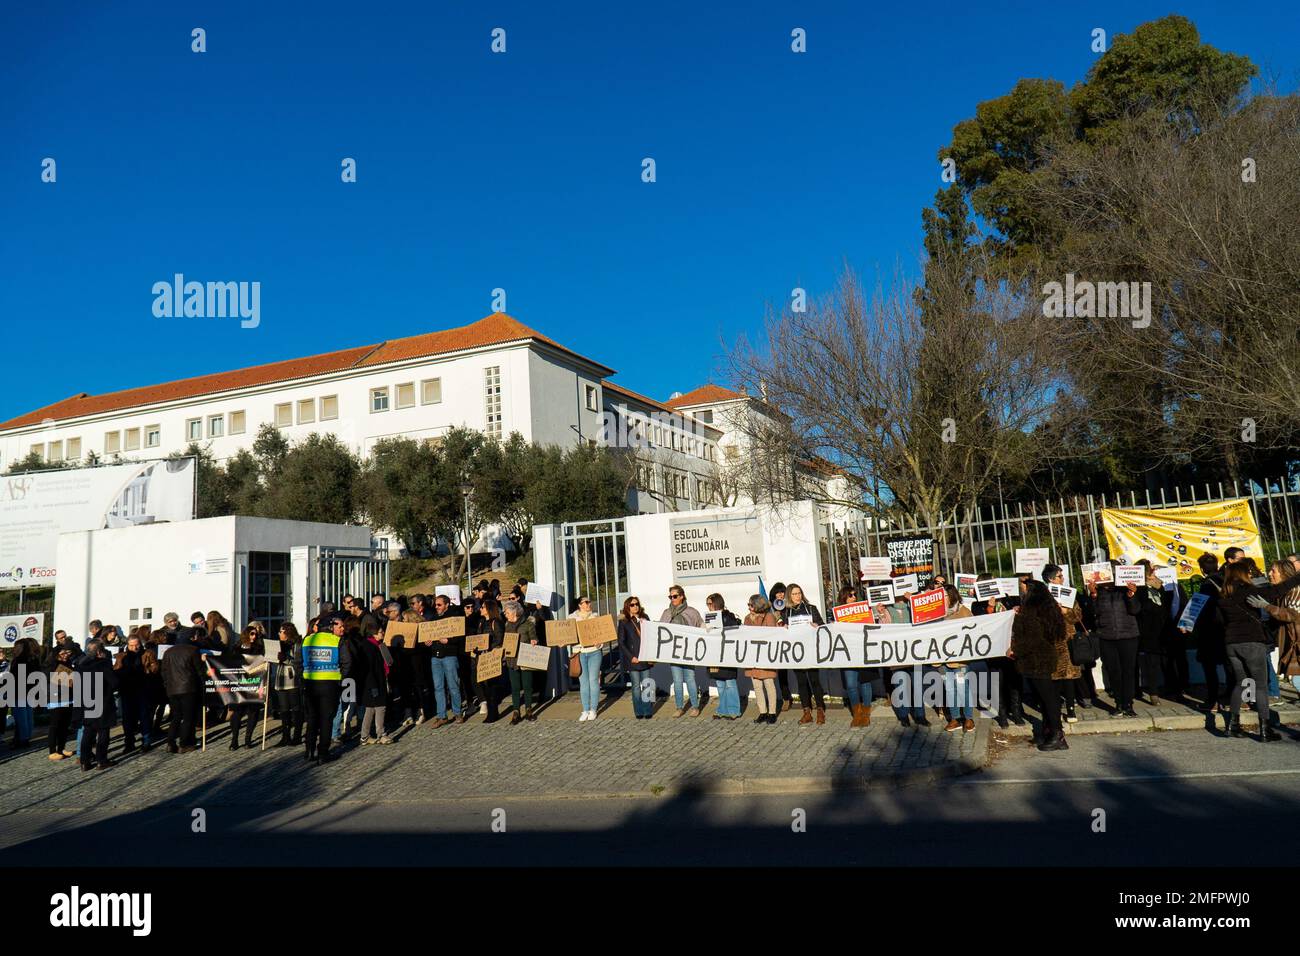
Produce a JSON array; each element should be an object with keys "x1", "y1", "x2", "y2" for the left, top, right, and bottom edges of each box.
[{"x1": 2, "y1": 551, "x2": 1298, "y2": 768}]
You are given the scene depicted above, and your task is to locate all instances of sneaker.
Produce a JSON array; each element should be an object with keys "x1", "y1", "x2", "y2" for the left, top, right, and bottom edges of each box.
[
  {"x1": 578, "y1": 711, "x2": 589, "y2": 722},
  {"x1": 361, "y1": 737, "x2": 375, "y2": 746},
  {"x1": 331, "y1": 736, "x2": 343, "y2": 746},
  {"x1": 48, "y1": 752, "x2": 65, "y2": 761},
  {"x1": 963, "y1": 718, "x2": 975, "y2": 732},
  {"x1": 1122, "y1": 708, "x2": 1139, "y2": 718},
  {"x1": 944, "y1": 719, "x2": 961, "y2": 733},
  {"x1": 587, "y1": 710, "x2": 597, "y2": 721},
  {"x1": 402, "y1": 717, "x2": 414, "y2": 728},
  {"x1": 377, "y1": 736, "x2": 393, "y2": 745},
  {"x1": 415, "y1": 715, "x2": 426, "y2": 725},
  {"x1": 1065, "y1": 709, "x2": 1078, "y2": 723}
]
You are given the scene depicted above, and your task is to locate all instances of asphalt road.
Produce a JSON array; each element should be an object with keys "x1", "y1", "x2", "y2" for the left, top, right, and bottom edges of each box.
[{"x1": 4, "y1": 728, "x2": 1299, "y2": 866}]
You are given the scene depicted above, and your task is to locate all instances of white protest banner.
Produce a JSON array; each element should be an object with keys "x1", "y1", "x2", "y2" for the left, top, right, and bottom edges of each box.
[
  {"x1": 892, "y1": 573, "x2": 919, "y2": 596},
  {"x1": 524, "y1": 582, "x2": 553, "y2": 607},
  {"x1": 1015, "y1": 548, "x2": 1050, "y2": 576},
  {"x1": 865, "y1": 582, "x2": 895, "y2": 605},
  {"x1": 858, "y1": 556, "x2": 892, "y2": 579},
  {"x1": 1, "y1": 613, "x2": 44, "y2": 647},
  {"x1": 639, "y1": 613, "x2": 1014, "y2": 670},
  {"x1": 1178, "y1": 592, "x2": 1209, "y2": 631},
  {"x1": 1048, "y1": 584, "x2": 1077, "y2": 608},
  {"x1": 995, "y1": 577, "x2": 1021, "y2": 598},
  {"x1": 435, "y1": 584, "x2": 462, "y2": 605},
  {"x1": 1114, "y1": 565, "x2": 1145, "y2": 587}
]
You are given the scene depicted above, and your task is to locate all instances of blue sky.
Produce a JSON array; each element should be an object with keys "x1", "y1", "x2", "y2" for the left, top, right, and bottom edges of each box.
[{"x1": 3, "y1": 1, "x2": 1297, "y2": 422}]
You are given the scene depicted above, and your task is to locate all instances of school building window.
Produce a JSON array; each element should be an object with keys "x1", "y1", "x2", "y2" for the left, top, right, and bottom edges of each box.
[
  {"x1": 145, "y1": 425, "x2": 161, "y2": 448},
  {"x1": 421, "y1": 378, "x2": 442, "y2": 405},
  {"x1": 395, "y1": 383, "x2": 416, "y2": 409},
  {"x1": 186, "y1": 418, "x2": 202, "y2": 441},
  {"x1": 229, "y1": 410, "x2": 247, "y2": 434},
  {"x1": 371, "y1": 387, "x2": 390, "y2": 413},
  {"x1": 585, "y1": 384, "x2": 599, "y2": 411},
  {"x1": 66, "y1": 438, "x2": 81, "y2": 460},
  {"x1": 484, "y1": 366, "x2": 502, "y2": 438},
  {"x1": 124, "y1": 428, "x2": 141, "y2": 451},
  {"x1": 319, "y1": 396, "x2": 338, "y2": 421},
  {"x1": 274, "y1": 403, "x2": 292, "y2": 428},
  {"x1": 297, "y1": 399, "x2": 315, "y2": 424},
  {"x1": 207, "y1": 416, "x2": 224, "y2": 439}
]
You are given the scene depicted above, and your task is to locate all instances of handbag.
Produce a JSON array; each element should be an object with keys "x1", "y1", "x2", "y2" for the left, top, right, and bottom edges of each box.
[
  {"x1": 568, "y1": 651, "x2": 582, "y2": 678},
  {"x1": 1068, "y1": 629, "x2": 1100, "y2": 666}
]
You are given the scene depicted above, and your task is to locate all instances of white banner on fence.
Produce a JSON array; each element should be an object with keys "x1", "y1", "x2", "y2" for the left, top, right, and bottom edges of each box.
[
  {"x1": 638, "y1": 612, "x2": 1014, "y2": 670},
  {"x1": 1, "y1": 612, "x2": 45, "y2": 647}
]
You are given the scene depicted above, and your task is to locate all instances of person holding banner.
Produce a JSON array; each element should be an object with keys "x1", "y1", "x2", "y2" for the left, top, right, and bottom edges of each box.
[
  {"x1": 273, "y1": 623, "x2": 304, "y2": 748},
  {"x1": 660, "y1": 586, "x2": 704, "y2": 718},
  {"x1": 973, "y1": 574, "x2": 1021, "y2": 729},
  {"x1": 743, "y1": 595, "x2": 781, "y2": 724},
  {"x1": 836, "y1": 585, "x2": 873, "y2": 728},
  {"x1": 502, "y1": 600, "x2": 540, "y2": 724},
  {"x1": 1134, "y1": 560, "x2": 1172, "y2": 705},
  {"x1": 1011, "y1": 582, "x2": 1071, "y2": 752},
  {"x1": 941, "y1": 586, "x2": 976, "y2": 732},
  {"x1": 705, "y1": 594, "x2": 742, "y2": 719},
  {"x1": 618, "y1": 596, "x2": 656, "y2": 719},
  {"x1": 6, "y1": 638, "x2": 39, "y2": 749},
  {"x1": 780, "y1": 584, "x2": 827, "y2": 725},
  {"x1": 114, "y1": 633, "x2": 155, "y2": 754},
  {"x1": 1189, "y1": 553, "x2": 1228, "y2": 711},
  {"x1": 223, "y1": 626, "x2": 266, "y2": 751}
]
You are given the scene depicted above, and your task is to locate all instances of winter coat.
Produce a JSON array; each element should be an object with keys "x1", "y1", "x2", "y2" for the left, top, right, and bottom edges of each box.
[
  {"x1": 160, "y1": 642, "x2": 208, "y2": 696},
  {"x1": 75, "y1": 653, "x2": 119, "y2": 729},
  {"x1": 1269, "y1": 603, "x2": 1300, "y2": 677},
  {"x1": 659, "y1": 603, "x2": 704, "y2": 628},
  {"x1": 1010, "y1": 611, "x2": 1071, "y2": 681},
  {"x1": 1135, "y1": 581, "x2": 1169, "y2": 653},
  {"x1": 742, "y1": 611, "x2": 780, "y2": 680},
  {"x1": 113, "y1": 648, "x2": 151, "y2": 699},
  {"x1": 618, "y1": 616, "x2": 652, "y2": 672},
  {"x1": 708, "y1": 609, "x2": 741, "y2": 680},
  {"x1": 353, "y1": 637, "x2": 390, "y2": 706},
  {"x1": 506, "y1": 616, "x2": 539, "y2": 671},
  {"x1": 1218, "y1": 573, "x2": 1300, "y2": 647},
  {"x1": 1193, "y1": 575, "x2": 1227, "y2": 665},
  {"x1": 1091, "y1": 585, "x2": 1142, "y2": 641}
]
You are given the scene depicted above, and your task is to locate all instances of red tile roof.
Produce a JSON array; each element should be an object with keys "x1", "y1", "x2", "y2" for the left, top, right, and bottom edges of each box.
[
  {"x1": 664, "y1": 384, "x2": 746, "y2": 409},
  {"x1": 0, "y1": 314, "x2": 608, "y2": 430}
]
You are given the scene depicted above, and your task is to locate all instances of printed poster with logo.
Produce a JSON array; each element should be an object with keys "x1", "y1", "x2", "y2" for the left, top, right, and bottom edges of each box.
[
  {"x1": 908, "y1": 588, "x2": 946, "y2": 625},
  {"x1": 203, "y1": 657, "x2": 268, "y2": 705},
  {"x1": 1101, "y1": 499, "x2": 1262, "y2": 579},
  {"x1": 832, "y1": 601, "x2": 875, "y2": 624},
  {"x1": 0, "y1": 613, "x2": 44, "y2": 647}
]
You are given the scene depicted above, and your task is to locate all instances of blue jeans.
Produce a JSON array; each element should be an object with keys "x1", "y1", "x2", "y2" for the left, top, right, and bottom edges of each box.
[
  {"x1": 714, "y1": 678, "x2": 741, "y2": 716},
  {"x1": 332, "y1": 698, "x2": 364, "y2": 739},
  {"x1": 630, "y1": 671, "x2": 655, "y2": 716},
  {"x1": 12, "y1": 705, "x2": 33, "y2": 743},
  {"x1": 943, "y1": 666, "x2": 973, "y2": 720},
  {"x1": 1266, "y1": 654, "x2": 1280, "y2": 697},
  {"x1": 843, "y1": 669, "x2": 872, "y2": 708},
  {"x1": 431, "y1": 656, "x2": 462, "y2": 716},
  {"x1": 579, "y1": 652, "x2": 601, "y2": 712},
  {"x1": 671, "y1": 666, "x2": 699, "y2": 709}
]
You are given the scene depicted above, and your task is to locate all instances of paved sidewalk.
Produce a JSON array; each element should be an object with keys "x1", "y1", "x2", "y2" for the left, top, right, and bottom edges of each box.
[{"x1": 0, "y1": 699, "x2": 986, "y2": 812}]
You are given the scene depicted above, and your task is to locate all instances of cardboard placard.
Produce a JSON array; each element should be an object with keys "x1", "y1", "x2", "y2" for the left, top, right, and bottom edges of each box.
[
  {"x1": 858, "y1": 556, "x2": 892, "y2": 579},
  {"x1": 1015, "y1": 548, "x2": 1051, "y2": 576},
  {"x1": 866, "y1": 582, "x2": 895, "y2": 605},
  {"x1": 503, "y1": 631, "x2": 520, "y2": 658},
  {"x1": 1048, "y1": 583, "x2": 1078, "y2": 608},
  {"x1": 577, "y1": 614, "x2": 617, "y2": 648},
  {"x1": 435, "y1": 584, "x2": 462, "y2": 605},
  {"x1": 1080, "y1": 562, "x2": 1113, "y2": 586},
  {"x1": 832, "y1": 601, "x2": 875, "y2": 624},
  {"x1": 516, "y1": 642, "x2": 551, "y2": 671},
  {"x1": 465, "y1": 633, "x2": 490, "y2": 653},
  {"x1": 891, "y1": 573, "x2": 920, "y2": 596},
  {"x1": 383, "y1": 621, "x2": 420, "y2": 647},
  {"x1": 908, "y1": 588, "x2": 947, "y2": 625},
  {"x1": 545, "y1": 619, "x2": 579, "y2": 647},
  {"x1": 475, "y1": 648, "x2": 504, "y2": 682},
  {"x1": 417, "y1": 618, "x2": 465, "y2": 643},
  {"x1": 1114, "y1": 565, "x2": 1145, "y2": 587}
]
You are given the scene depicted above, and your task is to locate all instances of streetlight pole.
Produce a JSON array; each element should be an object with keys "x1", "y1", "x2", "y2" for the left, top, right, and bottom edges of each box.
[{"x1": 460, "y1": 481, "x2": 473, "y2": 597}]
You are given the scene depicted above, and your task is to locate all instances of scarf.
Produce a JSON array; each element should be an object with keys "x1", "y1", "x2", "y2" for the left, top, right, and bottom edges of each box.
[{"x1": 366, "y1": 636, "x2": 391, "y2": 675}]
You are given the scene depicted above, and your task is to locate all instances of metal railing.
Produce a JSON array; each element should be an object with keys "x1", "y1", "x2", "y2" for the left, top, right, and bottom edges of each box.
[
  {"x1": 818, "y1": 476, "x2": 1300, "y2": 607},
  {"x1": 316, "y1": 544, "x2": 391, "y2": 611},
  {"x1": 556, "y1": 519, "x2": 628, "y2": 619}
]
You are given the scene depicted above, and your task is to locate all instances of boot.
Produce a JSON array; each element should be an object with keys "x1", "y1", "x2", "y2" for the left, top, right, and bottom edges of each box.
[
  {"x1": 1037, "y1": 730, "x2": 1069, "y2": 752},
  {"x1": 798, "y1": 707, "x2": 813, "y2": 725},
  {"x1": 244, "y1": 724, "x2": 256, "y2": 749},
  {"x1": 525, "y1": 706, "x2": 537, "y2": 722},
  {"x1": 849, "y1": 704, "x2": 869, "y2": 728},
  {"x1": 815, "y1": 707, "x2": 826, "y2": 725},
  {"x1": 1229, "y1": 717, "x2": 1246, "y2": 738}
]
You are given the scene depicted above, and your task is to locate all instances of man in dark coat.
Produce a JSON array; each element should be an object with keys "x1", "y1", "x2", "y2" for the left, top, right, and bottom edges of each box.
[
  {"x1": 160, "y1": 627, "x2": 209, "y2": 752},
  {"x1": 75, "y1": 641, "x2": 118, "y2": 770}
]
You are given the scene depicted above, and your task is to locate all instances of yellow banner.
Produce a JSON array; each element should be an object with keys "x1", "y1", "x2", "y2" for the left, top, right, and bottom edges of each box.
[{"x1": 1100, "y1": 499, "x2": 1263, "y2": 578}]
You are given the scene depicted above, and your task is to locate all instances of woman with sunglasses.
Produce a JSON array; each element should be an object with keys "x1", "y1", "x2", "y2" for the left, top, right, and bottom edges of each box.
[{"x1": 619, "y1": 596, "x2": 655, "y2": 719}]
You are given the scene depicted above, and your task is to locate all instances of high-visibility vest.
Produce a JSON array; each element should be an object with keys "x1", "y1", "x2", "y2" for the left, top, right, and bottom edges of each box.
[{"x1": 301, "y1": 632, "x2": 341, "y2": 681}]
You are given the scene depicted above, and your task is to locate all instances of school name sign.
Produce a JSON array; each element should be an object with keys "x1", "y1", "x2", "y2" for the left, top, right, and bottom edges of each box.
[
  {"x1": 669, "y1": 514, "x2": 765, "y2": 582},
  {"x1": 641, "y1": 612, "x2": 1014, "y2": 670}
]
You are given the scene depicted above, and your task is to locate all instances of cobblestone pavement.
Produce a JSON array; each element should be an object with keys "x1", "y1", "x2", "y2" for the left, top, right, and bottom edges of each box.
[{"x1": 0, "y1": 700, "x2": 986, "y2": 813}]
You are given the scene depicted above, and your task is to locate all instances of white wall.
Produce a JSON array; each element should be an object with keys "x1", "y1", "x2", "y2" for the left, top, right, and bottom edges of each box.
[{"x1": 54, "y1": 516, "x2": 372, "y2": 639}]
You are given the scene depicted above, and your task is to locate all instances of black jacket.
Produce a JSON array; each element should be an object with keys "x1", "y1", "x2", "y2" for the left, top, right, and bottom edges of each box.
[
  {"x1": 76, "y1": 654, "x2": 119, "y2": 729},
  {"x1": 1091, "y1": 586, "x2": 1141, "y2": 641},
  {"x1": 160, "y1": 642, "x2": 208, "y2": 696},
  {"x1": 1135, "y1": 586, "x2": 1170, "y2": 653},
  {"x1": 618, "y1": 616, "x2": 652, "y2": 671},
  {"x1": 352, "y1": 638, "x2": 390, "y2": 705},
  {"x1": 1218, "y1": 573, "x2": 1300, "y2": 646},
  {"x1": 428, "y1": 607, "x2": 463, "y2": 659},
  {"x1": 709, "y1": 610, "x2": 742, "y2": 680},
  {"x1": 114, "y1": 648, "x2": 150, "y2": 698}
]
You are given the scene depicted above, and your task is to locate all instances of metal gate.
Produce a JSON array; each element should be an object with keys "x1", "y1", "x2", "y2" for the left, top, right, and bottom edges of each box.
[
  {"x1": 556, "y1": 519, "x2": 628, "y2": 619},
  {"x1": 314, "y1": 543, "x2": 390, "y2": 612}
]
